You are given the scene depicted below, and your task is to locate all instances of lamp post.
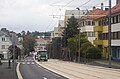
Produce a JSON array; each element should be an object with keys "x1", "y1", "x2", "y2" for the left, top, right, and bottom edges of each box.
[
  {"x1": 108, "y1": 0, "x2": 112, "y2": 68},
  {"x1": 76, "y1": 7, "x2": 81, "y2": 63}
]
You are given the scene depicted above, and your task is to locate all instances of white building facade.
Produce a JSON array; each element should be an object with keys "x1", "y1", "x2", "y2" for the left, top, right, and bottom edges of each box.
[
  {"x1": 34, "y1": 38, "x2": 50, "y2": 52},
  {"x1": 0, "y1": 31, "x2": 12, "y2": 59}
]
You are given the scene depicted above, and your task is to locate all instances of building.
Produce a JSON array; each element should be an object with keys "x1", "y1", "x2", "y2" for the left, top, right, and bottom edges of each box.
[
  {"x1": 64, "y1": 10, "x2": 88, "y2": 28},
  {"x1": 116, "y1": 0, "x2": 120, "y2": 4},
  {"x1": 58, "y1": 20, "x2": 64, "y2": 37},
  {"x1": 80, "y1": 8, "x2": 104, "y2": 44},
  {"x1": 0, "y1": 31, "x2": 12, "y2": 59},
  {"x1": 94, "y1": 3, "x2": 120, "y2": 60},
  {"x1": 34, "y1": 37, "x2": 50, "y2": 52}
]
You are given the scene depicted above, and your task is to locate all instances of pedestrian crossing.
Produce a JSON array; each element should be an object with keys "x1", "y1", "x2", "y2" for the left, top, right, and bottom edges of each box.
[
  {"x1": 21, "y1": 62, "x2": 35, "y2": 65},
  {"x1": 19, "y1": 59, "x2": 35, "y2": 65}
]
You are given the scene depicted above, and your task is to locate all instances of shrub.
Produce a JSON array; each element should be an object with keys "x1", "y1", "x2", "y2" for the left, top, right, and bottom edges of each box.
[{"x1": 85, "y1": 47, "x2": 102, "y2": 59}]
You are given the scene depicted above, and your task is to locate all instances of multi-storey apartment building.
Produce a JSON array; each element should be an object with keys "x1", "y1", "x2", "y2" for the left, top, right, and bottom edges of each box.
[
  {"x1": 94, "y1": 3, "x2": 120, "y2": 60},
  {"x1": 80, "y1": 8, "x2": 104, "y2": 44},
  {"x1": 0, "y1": 31, "x2": 12, "y2": 59}
]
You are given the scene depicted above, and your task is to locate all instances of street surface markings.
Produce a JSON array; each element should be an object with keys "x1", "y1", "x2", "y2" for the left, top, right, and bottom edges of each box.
[
  {"x1": 43, "y1": 77, "x2": 47, "y2": 79},
  {"x1": 22, "y1": 62, "x2": 25, "y2": 64},
  {"x1": 21, "y1": 62, "x2": 35, "y2": 65}
]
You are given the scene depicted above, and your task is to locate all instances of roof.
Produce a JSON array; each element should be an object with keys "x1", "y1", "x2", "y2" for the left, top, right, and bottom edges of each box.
[
  {"x1": 82, "y1": 8, "x2": 105, "y2": 20},
  {"x1": 94, "y1": 4, "x2": 120, "y2": 19},
  {"x1": 103, "y1": 4, "x2": 120, "y2": 16},
  {"x1": 0, "y1": 31, "x2": 9, "y2": 37}
]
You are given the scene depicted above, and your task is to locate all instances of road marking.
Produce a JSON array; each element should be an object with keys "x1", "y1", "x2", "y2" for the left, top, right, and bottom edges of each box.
[
  {"x1": 27, "y1": 62, "x2": 30, "y2": 64},
  {"x1": 31, "y1": 62, "x2": 35, "y2": 64},
  {"x1": 16, "y1": 63, "x2": 23, "y2": 79},
  {"x1": 22, "y1": 62, "x2": 25, "y2": 64},
  {"x1": 43, "y1": 77, "x2": 47, "y2": 79}
]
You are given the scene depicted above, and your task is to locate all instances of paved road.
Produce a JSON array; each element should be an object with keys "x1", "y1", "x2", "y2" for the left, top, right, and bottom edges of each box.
[{"x1": 19, "y1": 56, "x2": 67, "y2": 79}]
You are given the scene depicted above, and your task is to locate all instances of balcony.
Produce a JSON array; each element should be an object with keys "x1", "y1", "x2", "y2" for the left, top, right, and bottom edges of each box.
[
  {"x1": 94, "y1": 26, "x2": 103, "y2": 32},
  {"x1": 94, "y1": 39, "x2": 103, "y2": 45}
]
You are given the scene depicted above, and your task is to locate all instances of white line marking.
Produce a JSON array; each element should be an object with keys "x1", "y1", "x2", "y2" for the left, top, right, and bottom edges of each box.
[
  {"x1": 43, "y1": 77, "x2": 47, "y2": 79},
  {"x1": 31, "y1": 62, "x2": 35, "y2": 64},
  {"x1": 22, "y1": 62, "x2": 25, "y2": 64},
  {"x1": 27, "y1": 62, "x2": 30, "y2": 64},
  {"x1": 16, "y1": 63, "x2": 23, "y2": 79}
]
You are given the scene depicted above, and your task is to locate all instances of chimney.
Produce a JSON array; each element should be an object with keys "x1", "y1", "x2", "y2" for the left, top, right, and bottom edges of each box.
[
  {"x1": 105, "y1": 8, "x2": 109, "y2": 11},
  {"x1": 93, "y1": 6, "x2": 96, "y2": 10},
  {"x1": 101, "y1": 3, "x2": 103, "y2": 10}
]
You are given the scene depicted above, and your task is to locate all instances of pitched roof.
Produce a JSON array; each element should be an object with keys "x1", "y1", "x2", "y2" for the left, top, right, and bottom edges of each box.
[
  {"x1": 0, "y1": 31, "x2": 9, "y2": 37},
  {"x1": 103, "y1": 3, "x2": 120, "y2": 16},
  {"x1": 82, "y1": 8, "x2": 105, "y2": 20}
]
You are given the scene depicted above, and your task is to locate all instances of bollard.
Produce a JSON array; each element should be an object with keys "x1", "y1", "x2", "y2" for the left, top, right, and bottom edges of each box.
[
  {"x1": 0, "y1": 60, "x2": 2, "y2": 65},
  {"x1": 8, "y1": 60, "x2": 11, "y2": 68}
]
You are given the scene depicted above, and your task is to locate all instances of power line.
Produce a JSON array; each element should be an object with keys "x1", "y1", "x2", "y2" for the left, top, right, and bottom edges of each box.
[
  {"x1": 63, "y1": 0, "x2": 75, "y2": 7},
  {"x1": 78, "y1": 0, "x2": 92, "y2": 8},
  {"x1": 46, "y1": 0, "x2": 75, "y2": 32}
]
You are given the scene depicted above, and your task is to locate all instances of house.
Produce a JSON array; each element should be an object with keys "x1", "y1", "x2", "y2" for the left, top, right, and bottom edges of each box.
[
  {"x1": 34, "y1": 37, "x2": 50, "y2": 52},
  {"x1": 94, "y1": 3, "x2": 120, "y2": 60},
  {"x1": 80, "y1": 8, "x2": 104, "y2": 44},
  {"x1": 64, "y1": 10, "x2": 88, "y2": 28},
  {"x1": 0, "y1": 31, "x2": 12, "y2": 59}
]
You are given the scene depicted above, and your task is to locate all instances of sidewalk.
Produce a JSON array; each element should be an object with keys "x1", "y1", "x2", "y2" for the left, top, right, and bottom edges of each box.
[
  {"x1": 89, "y1": 60, "x2": 120, "y2": 68},
  {"x1": 0, "y1": 60, "x2": 18, "y2": 79},
  {"x1": 35, "y1": 59, "x2": 120, "y2": 79}
]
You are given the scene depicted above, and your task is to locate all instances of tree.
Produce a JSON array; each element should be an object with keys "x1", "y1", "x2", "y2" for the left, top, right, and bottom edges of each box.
[
  {"x1": 8, "y1": 45, "x2": 21, "y2": 59},
  {"x1": 22, "y1": 36, "x2": 36, "y2": 55},
  {"x1": 62, "y1": 16, "x2": 79, "y2": 47},
  {"x1": 67, "y1": 37, "x2": 77, "y2": 61},
  {"x1": 81, "y1": 42, "x2": 93, "y2": 57},
  {"x1": 17, "y1": 33, "x2": 22, "y2": 37},
  {"x1": 84, "y1": 47, "x2": 102, "y2": 59},
  {"x1": 66, "y1": 16, "x2": 79, "y2": 39}
]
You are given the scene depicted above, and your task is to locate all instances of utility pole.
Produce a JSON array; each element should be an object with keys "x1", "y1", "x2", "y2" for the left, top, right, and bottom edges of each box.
[
  {"x1": 108, "y1": 0, "x2": 112, "y2": 68},
  {"x1": 76, "y1": 7, "x2": 81, "y2": 63},
  {"x1": 12, "y1": 33, "x2": 16, "y2": 79}
]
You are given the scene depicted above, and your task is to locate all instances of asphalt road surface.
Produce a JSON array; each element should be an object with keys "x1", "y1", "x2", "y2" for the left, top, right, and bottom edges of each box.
[{"x1": 19, "y1": 56, "x2": 67, "y2": 79}]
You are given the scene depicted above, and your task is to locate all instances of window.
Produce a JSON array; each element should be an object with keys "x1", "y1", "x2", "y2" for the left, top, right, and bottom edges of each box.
[
  {"x1": 2, "y1": 38, "x2": 5, "y2": 41},
  {"x1": 116, "y1": 15, "x2": 119, "y2": 23},
  {"x1": 2, "y1": 45, "x2": 5, "y2": 49},
  {"x1": 118, "y1": 14, "x2": 120, "y2": 23},
  {"x1": 92, "y1": 21, "x2": 95, "y2": 25},
  {"x1": 118, "y1": 31, "x2": 120, "y2": 39},
  {"x1": 88, "y1": 21, "x2": 91, "y2": 25},
  {"x1": 112, "y1": 16, "x2": 115, "y2": 24},
  {"x1": 114, "y1": 16, "x2": 116, "y2": 23},
  {"x1": 92, "y1": 32, "x2": 95, "y2": 37},
  {"x1": 98, "y1": 34, "x2": 102, "y2": 40}
]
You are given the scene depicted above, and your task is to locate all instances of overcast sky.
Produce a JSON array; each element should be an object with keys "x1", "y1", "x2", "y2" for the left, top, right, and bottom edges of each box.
[{"x1": 0, "y1": 0, "x2": 116, "y2": 33}]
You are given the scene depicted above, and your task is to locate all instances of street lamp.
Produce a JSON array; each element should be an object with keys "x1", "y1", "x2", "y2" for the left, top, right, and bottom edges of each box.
[
  {"x1": 76, "y1": 7, "x2": 81, "y2": 63},
  {"x1": 108, "y1": 0, "x2": 112, "y2": 68}
]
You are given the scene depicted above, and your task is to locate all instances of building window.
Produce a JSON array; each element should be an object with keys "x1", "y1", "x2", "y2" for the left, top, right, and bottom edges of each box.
[
  {"x1": 92, "y1": 21, "x2": 95, "y2": 25},
  {"x1": 116, "y1": 15, "x2": 119, "y2": 23},
  {"x1": 92, "y1": 32, "x2": 95, "y2": 37},
  {"x1": 2, "y1": 38, "x2": 5, "y2": 41},
  {"x1": 119, "y1": 14, "x2": 120, "y2": 23},
  {"x1": 114, "y1": 16, "x2": 116, "y2": 23},
  {"x1": 118, "y1": 31, "x2": 120, "y2": 39},
  {"x1": 98, "y1": 34, "x2": 102, "y2": 40},
  {"x1": 88, "y1": 21, "x2": 91, "y2": 25},
  {"x1": 112, "y1": 16, "x2": 115, "y2": 24},
  {"x1": 2, "y1": 45, "x2": 5, "y2": 49}
]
